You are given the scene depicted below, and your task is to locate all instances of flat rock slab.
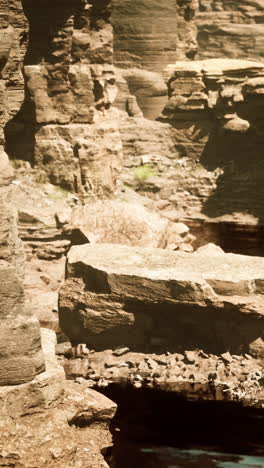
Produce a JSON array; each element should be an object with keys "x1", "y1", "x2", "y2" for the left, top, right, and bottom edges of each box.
[
  {"x1": 165, "y1": 58, "x2": 264, "y2": 78},
  {"x1": 59, "y1": 244, "x2": 264, "y2": 353},
  {"x1": 66, "y1": 243, "x2": 264, "y2": 297}
]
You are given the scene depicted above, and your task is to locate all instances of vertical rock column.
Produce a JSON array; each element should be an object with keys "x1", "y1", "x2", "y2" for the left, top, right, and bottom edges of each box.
[
  {"x1": 12, "y1": 0, "x2": 123, "y2": 196},
  {"x1": 0, "y1": 1, "x2": 45, "y2": 386},
  {"x1": 176, "y1": 0, "x2": 199, "y2": 59},
  {"x1": 111, "y1": 0, "x2": 199, "y2": 118}
]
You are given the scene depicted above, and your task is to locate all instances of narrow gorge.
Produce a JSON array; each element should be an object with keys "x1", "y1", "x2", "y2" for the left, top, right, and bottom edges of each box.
[{"x1": 0, "y1": 1, "x2": 264, "y2": 467}]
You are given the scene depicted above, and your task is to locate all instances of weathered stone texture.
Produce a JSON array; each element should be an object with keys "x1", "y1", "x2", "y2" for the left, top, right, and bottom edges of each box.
[
  {"x1": 0, "y1": 1, "x2": 45, "y2": 386},
  {"x1": 0, "y1": 0, "x2": 27, "y2": 137},
  {"x1": 0, "y1": 328, "x2": 114, "y2": 468},
  {"x1": 112, "y1": 0, "x2": 198, "y2": 70},
  {"x1": 197, "y1": 0, "x2": 264, "y2": 61},
  {"x1": 158, "y1": 59, "x2": 264, "y2": 222},
  {"x1": 59, "y1": 243, "x2": 264, "y2": 353},
  {"x1": 120, "y1": 58, "x2": 264, "y2": 245},
  {"x1": 112, "y1": 0, "x2": 199, "y2": 119},
  {"x1": 7, "y1": 0, "x2": 123, "y2": 195},
  {"x1": 65, "y1": 199, "x2": 194, "y2": 251}
]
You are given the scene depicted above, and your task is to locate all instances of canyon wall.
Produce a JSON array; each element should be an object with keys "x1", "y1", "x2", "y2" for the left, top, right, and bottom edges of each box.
[
  {"x1": 6, "y1": 0, "x2": 122, "y2": 196},
  {"x1": 0, "y1": 0, "x2": 44, "y2": 385},
  {"x1": 197, "y1": 0, "x2": 264, "y2": 62},
  {"x1": 112, "y1": 0, "x2": 199, "y2": 119},
  {"x1": 2, "y1": 0, "x2": 264, "y2": 254}
]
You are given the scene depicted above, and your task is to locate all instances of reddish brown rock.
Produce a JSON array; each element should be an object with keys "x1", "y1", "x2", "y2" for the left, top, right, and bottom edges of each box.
[{"x1": 59, "y1": 243, "x2": 264, "y2": 353}]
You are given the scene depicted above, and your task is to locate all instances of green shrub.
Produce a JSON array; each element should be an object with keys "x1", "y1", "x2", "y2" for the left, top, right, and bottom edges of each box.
[{"x1": 134, "y1": 165, "x2": 156, "y2": 183}]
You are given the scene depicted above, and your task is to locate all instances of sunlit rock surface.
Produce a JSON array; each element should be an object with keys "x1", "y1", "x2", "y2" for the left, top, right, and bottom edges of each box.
[{"x1": 59, "y1": 243, "x2": 264, "y2": 353}]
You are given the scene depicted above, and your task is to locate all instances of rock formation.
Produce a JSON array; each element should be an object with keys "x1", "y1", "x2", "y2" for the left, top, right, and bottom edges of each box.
[
  {"x1": 119, "y1": 57, "x2": 264, "y2": 255},
  {"x1": 112, "y1": 0, "x2": 199, "y2": 119},
  {"x1": 0, "y1": 0, "x2": 45, "y2": 386},
  {"x1": 0, "y1": 5, "x2": 117, "y2": 467},
  {"x1": 59, "y1": 243, "x2": 264, "y2": 353},
  {"x1": 1, "y1": 0, "x2": 264, "y2": 464},
  {"x1": 7, "y1": 0, "x2": 123, "y2": 196},
  {"x1": 64, "y1": 199, "x2": 194, "y2": 251},
  {"x1": 197, "y1": 0, "x2": 264, "y2": 62}
]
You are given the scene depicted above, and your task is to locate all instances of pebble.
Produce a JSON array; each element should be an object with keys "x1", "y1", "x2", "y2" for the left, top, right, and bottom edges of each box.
[
  {"x1": 220, "y1": 352, "x2": 233, "y2": 364},
  {"x1": 154, "y1": 357, "x2": 167, "y2": 366},
  {"x1": 134, "y1": 381, "x2": 142, "y2": 388},
  {"x1": 184, "y1": 351, "x2": 197, "y2": 364},
  {"x1": 134, "y1": 374, "x2": 143, "y2": 381},
  {"x1": 113, "y1": 346, "x2": 130, "y2": 357},
  {"x1": 145, "y1": 358, "x2": 159, "y2": 370}
]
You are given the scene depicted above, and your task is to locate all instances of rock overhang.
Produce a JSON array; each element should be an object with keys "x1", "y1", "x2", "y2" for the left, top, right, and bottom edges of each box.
[
  {"x1": 67, "y1": 243, "x2": 264, "y2": 292},
  {"x1": 59, "y1": 243, "x2": 264, "y2": 353}
]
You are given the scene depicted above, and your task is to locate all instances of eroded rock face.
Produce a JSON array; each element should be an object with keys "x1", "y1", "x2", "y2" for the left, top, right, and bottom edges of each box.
[
  {"x1": 158, "y1": 58, "x2": 264, "y2": 222},
  {"x1": 112, "y1": 0, "x2": 199, "y2": 119},
  {"x1": 112, "y1": 0, "x2": 198, "y2": 68},
  {"x1": 7, "y1": 0, "x2": 123, "y2": 195},
  {"x1": 197, "y1": 0, "x2": 264, "y2": 62},
  {"x1": 0, "y1": 328, "x2": 115, "y2": 468},
  {"x1": 120, "y1": 58, "x2": 264, "y2": 249},
  {"x1": 0, "y1": 1, "x2": 45, "y2": 386},
  {"x1": 59, "y1": 243, "x2": 264, "y2": 353}
]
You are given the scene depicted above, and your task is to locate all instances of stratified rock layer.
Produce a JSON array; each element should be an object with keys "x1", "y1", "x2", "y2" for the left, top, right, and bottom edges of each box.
[
  {"x1": 0, "y1": 0, "x2": 44, "y2": 386},
  {"x1": 0, "y1": 328, "x2": 116, "y2": 468},
  {"x1": 7, "y1": 0, "x2": 123, "y2": 195},
  {"x1": 119, "y1": 58, "x2": 264, "y2": 253},
  {"x1": 159, "y1": 59, "x2": 264, "y2": 222},
  {"x1": 112, "y1": 0, "x2": 198, "y2": 69},
  {"x1": 197, "y1": 0, "x2": 264, "y2": 62},
  {"x1": 112, "y1": 0, "x2": 198, "y2": 119},
  {"x1": 59, "y1": 243, "x2": 264, "y2": 353}
]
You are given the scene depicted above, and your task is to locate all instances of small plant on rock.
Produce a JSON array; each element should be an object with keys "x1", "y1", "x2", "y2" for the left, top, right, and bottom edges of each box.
[{"x1": 134, "y1": 164, "x2": 156, "y2": 185}]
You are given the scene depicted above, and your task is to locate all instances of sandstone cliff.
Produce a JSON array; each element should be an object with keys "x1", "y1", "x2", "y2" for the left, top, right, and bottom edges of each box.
[
  {"x1": 0, "y1": 0, "x2": 45, "y2": 385},
  {"x1": 7, "y1": 0, "x2": 123, "y2": 196},
  {"x1": 197, "y1": 0, "x2": 264, "y2": 62}
]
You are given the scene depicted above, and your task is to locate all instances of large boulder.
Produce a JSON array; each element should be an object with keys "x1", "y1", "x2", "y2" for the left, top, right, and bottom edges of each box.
[
  {"x1": 59, "y1": 243, "x2": 264, "y2": 353},
  {"x1": 65, "y1": 200, "x2": 194, "y2": 250}
]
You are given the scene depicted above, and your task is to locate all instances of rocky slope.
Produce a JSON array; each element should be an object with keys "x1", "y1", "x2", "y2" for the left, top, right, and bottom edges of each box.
[
  {"x1": 0, "y1": 328, "x2": 116, "y2": 468},
  {"x1": 119, "y1": 57, "x2": 264, "y2": 255}
]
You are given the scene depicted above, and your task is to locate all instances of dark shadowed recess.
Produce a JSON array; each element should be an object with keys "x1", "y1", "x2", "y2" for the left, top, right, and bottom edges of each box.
[
  {"x1": 98, "y1": 384, "x2": 264, "y2": 467},
  {"x1": 59, "y1": 295, "x2": 263, "y2": 355},
  {"x1": 200, "y1": 96, "x2": 264, "y2": 223}
]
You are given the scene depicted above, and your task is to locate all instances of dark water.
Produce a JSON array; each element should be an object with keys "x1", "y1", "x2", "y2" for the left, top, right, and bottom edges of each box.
[
  {"x1": 109, "y1": 443, "x2": 264, "y2": 468},
  {"x1": 138, "y1": 447, "x2": 264, "y2": 467},
  {"x1": 99, "y1": 385, "x2": 264, "y2": 468}
]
